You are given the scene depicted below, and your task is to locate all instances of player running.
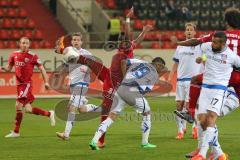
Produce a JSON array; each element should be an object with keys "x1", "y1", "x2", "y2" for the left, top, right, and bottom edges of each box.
[
  {"x1": 189, "y1": 32, "x2": 240, "y2": 160},
  {"x1": 168, "y1": 22, "x2": 203, "y2": 140},
  {"x1": 55, "y1": 33, "x2": 100, "y2": 140},
  {"x1": 88, "y1": 57, "x2": 167, "y2": 150},
  {"x1": 176, "y1": 7, "x2": 240, "y2": 123},
  {"x1": 0, "y1": 37, "x2": 55, "y2": 138}
]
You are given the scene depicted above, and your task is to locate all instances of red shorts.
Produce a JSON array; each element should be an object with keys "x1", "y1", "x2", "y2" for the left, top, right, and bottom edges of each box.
[
  {"x1": 101, "y1": 72, "x2": 115, "y2": 109},
  {"x1": 229, "y1": 70, "x2": 240, "y2": 86},
  {"x1": 17, "y1": 83, "x2": 35, "y2": 105},
  {"x1": 195, "y1": 74, "x2": 203, "y2": 83}
]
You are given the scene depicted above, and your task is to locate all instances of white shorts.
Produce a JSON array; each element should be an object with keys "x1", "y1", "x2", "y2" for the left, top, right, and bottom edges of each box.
[
  {"x1": 69, "y1": 84, "x2": 88, "y2": 108},
  {"x1": 110, "y1": 86, "x2": 150, "y2": 114},
  {"x1": 176, "y1": 80, "x2": 191, "y2": 102},
  {"x1": 221, "y1": 91, "x2": 239, "y2": 116},
  {"x1": 198, "y1": 87, "x2": 226, "y2": 116}
]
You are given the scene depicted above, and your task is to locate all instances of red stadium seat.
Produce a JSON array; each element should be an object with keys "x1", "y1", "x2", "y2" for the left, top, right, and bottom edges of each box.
[
  {"x1": 152, "y1": 31, "x2": 162, "y2": 40},
  {"x1": 105, "y1": 0, "x2": 116, "y2": 9},
  {"x1": 6, "y1": 8, "x2": 17, "y2": 17},
  {"x1": 0, "y1": 8, "x2": 5, "y2": 17},
  {"x1": 7, "y1": 41, "x2": 18, "y2": 49},
  {"x1": 0, "y1": 30, "x2": 9, "y2": 39},
  {"x1": 161, "y1": 41, "x2": 172, "y2": 49},
  {"x1": 26, "y1": 19, "x2": 35, "y2": 29},
  {"x1": 33, "y1": 30, "x2": 43, "y2": 40},
  {"x1": 0, "y1": 0, "x2": 9, "y2": 7},
  {"x1": 11, "y1": 30, "x2": 22, "y2": 39},
  {"x1": 14, "y1": 19, "x2": 25, "y2": 28},
  {"x1": 18, "y1": 8, "x2": 28, "y2": 18},
  {"x1": 11, "y1": 0, "x2": 20, "y2": 7},
  {"x1": 31, "y1": 41, "x2": 41, "y2": 49},
  {"x1": 144, "y1": 32, "x2": 154, "y2": 41},
  {"x1": 2, "y1": 19, "x2": 13, "y2": 28},
  {"x1": 144, "y1": 19, "x2": 156, "y2": 27},
  {"x1": 42, "y1": 41, "x2": 52, "y2": 48},
  {"x1": 22, "y1": 30, "x2": 33, "y2": 39},
  {"x1": 133, "y1": 20, "x2": 143, "y2": 30},
  {"x1": 0, "y1": 41, "x2": 5, "y2": 48},
  {"x1": 175, "y1": 31, "x2": 185, "y2": 40},
  {"x1": 151, "y1": 41, "x2": 161, "y2": 49}
]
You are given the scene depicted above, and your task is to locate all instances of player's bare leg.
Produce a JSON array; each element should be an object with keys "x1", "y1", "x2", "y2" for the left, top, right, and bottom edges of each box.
[{"x1": 5, "y1": 101, "x2": 23, "y2": 138}]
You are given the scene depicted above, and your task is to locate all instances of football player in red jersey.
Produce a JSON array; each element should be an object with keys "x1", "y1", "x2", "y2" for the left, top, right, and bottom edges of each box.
[
  {"x1": 175, "y1": 7, "x2": 240, "y2": 123},
  {"x1": 1, "y1": 37, "x2": 55, "y2": 138}
]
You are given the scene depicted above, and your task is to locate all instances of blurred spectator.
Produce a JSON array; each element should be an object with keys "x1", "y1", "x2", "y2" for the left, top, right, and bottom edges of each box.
[
  {"x1": 180, "y1": 3, "x2": 192, "y2": 20},
  {"x1": 107, "y1": 13, "x2": 121, "y2": 41},
  {"x1": 165, "y1": 0, "x2": 177, "y2": 20},
  {"x1": 49, "y1": 0, "x2": 56, "y2": 16}
]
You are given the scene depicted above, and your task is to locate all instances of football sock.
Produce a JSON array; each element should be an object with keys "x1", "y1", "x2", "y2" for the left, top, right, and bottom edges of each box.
[
  {"x1": 13, "y1": 110, "x2": 23, "y2": 133},
  {"x1": 142, "y1": 114, "x2": 151, "y2": 145},
  {"x1": 199, "y1": 127, "x2": 215, "y2": 158},
  {"x1": 64, "y1": 112, "x2": 76, "y2": 137},
  {"x1": 189, "y1": 84, "x2": 201, "y2": 117},
  {"x1": 32, "y1": 107, "x2": 50, "y2": 117},
  {"x1": 92, "y1": 117, "x2": 113, "y2": 142}
]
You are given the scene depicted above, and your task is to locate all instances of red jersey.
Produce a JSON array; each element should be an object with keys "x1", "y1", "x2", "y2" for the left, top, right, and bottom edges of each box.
[
  {"x1": 110, "y1": 41, "x2": 135, "y2": 87},
  {"x1": 8, "y1": 51, "x2": 42, "y2": 84},
  {"x1": 199, "y1": 30, "x2": 240, "y2": 55}
]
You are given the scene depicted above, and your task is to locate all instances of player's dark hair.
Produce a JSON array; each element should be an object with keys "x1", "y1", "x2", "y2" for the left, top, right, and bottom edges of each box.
[
  {"x1": 224, "y1": 7, "x2": 240, "y2": 29},
  {"x1": 213, "y1": 31, "x2": 227, "y2": 43},
  {"x1": 152, "y1": 57, "x2": 166, "y2": 65},
  {"x1": 71, "y1": 32, "x2": 82, "y2": 38}
]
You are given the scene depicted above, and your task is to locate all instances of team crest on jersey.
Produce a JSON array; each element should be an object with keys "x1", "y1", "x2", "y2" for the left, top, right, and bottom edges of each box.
[
  {"x1": 37, "y1": 59, "x2": 42, "y2": 64},
  {"x1": 25, "y1": 58, "x2": 29, "y2": 62}
]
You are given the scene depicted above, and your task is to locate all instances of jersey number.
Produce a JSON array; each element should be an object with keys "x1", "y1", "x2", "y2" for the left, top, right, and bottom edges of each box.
[
  {"x1": 210, "y1": 98, "x2": 219, "y2": 105},
  {"x1": 227, "y1": 39, "x2": 238, "y2": 55},
  {"x1": 132, "y1": 64, "x2": 150, "y2": 79}
]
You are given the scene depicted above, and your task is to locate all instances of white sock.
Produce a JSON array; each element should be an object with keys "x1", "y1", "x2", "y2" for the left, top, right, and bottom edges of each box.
[
  {"x1": 85, "y1": 104, "x2": 100, "y2": 112},
  {"x1": 182, "y1": 119, "x2": 187, "y2": 131},
  {"x1": 92, "y1": 117, "x2": 113, "y2": 142},
  {"x1": 192, "y1": 121, "x2": 196, "y2": 129},
  {"x1": 176, "y1": 115, "x2": 183, "y2": 133},
  {"x1": 64, "y1": 112, "x2": 76, "y2": 137},
  {"x1": 199, "y1": 127, "x2": 215, "y2": 158},
  {"x1": 142, "y1": 114, "x2": 151, "y2": 145},
  {"x1": 197, "y1": 121, "x2": 203, "y2": 148},
  {"x1": 211, "y1": 126, "x2": 224, "y2": 158}
]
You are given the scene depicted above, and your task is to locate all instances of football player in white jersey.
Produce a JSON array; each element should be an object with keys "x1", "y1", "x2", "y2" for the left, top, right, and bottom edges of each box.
[
  {"x1": 169, "y1": 22, "x2": 203, "y2": 140},
  {"x1": 55, "y1": 33, "x2": 100, "y2": 140},
  {"x1": 89, "y1": 57, "x2": 167, "y2": 150},
  {"x1": 190, "y1": 32, "x2": 240, "y2": 160}
]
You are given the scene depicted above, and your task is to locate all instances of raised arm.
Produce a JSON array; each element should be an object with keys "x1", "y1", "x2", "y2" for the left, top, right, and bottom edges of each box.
[
  {"x1": 177, "y1": 38, "x2": 202, "y2": 46},
  {"x1": 124, "y1": 7, "x2": 134, "y2": 40},
  {"x1": 133, "y1": 25, "x2": 153, "y2": 44}
]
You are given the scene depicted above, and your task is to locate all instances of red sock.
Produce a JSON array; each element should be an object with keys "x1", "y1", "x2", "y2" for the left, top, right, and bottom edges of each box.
[
  {"x1": 14, "y1": 110, "x2": 23, "y2": 133},
  {"x1": 99, "y1": 115, "x2": 108, "y2": 144},
  {"x1": 32, "y1": 107, "x2": 50, "y2": 117},
  {"x1": 189, "y1": 84, "x2": 201, "y2": 118}
]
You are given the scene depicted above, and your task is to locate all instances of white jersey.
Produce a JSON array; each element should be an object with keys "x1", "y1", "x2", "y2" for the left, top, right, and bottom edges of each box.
[
  {"x1": 201, "y1": 42, "x2": 240, "y2": 86},
  {"x1": 65, "y1": 46, "x2": 92, "y2": 86},
  {"x1": 173, "y1": 45, "x2": 203, "y2": 80}
]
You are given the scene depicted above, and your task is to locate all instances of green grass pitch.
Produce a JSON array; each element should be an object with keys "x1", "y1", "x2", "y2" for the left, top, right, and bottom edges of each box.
[{"x1": 0, "y1": 97, "x2": 239, "y2": 160}]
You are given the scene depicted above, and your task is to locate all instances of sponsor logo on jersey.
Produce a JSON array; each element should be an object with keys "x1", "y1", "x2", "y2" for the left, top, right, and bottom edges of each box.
[{"x1": 15, "y1": 61, "x2": 25, "y2": 66}]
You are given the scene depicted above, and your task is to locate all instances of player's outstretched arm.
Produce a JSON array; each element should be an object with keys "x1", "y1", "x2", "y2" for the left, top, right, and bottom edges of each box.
[
  {"x1": 124, "y1": 6, "x2": 134, "y2": 40},
  {"x1": 177, "y1": 38, "x2": 202, "y2": 46},
  {"x1": 0, "y1": 65, "x2": 13, "y2": 72},
  {"x1": 134, "y1": 25, "x2": 153, "y2": 44},
  {"x1": 39, "y1": 66, "x2": 50, "y2": 90},
  {"x1": 168, "y1": 62, "x2": 178, "y2": 82}
]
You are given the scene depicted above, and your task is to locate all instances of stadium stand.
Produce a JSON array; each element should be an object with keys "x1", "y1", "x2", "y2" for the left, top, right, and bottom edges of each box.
[
  {"x1": 96, "y1": 0, "x2": 240, "y2": 49},
  {"x1": 0, "y1": 0, "x2": 66, "y2": 49}
]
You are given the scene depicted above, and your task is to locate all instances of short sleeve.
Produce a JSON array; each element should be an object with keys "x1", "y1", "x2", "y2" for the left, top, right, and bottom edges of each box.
[
  {"x1": 8, "y1": 53, "x2": 15, "y2": 66},
  {"x1": 173, "y1": 46, "x2": 180, "y2": 63},
  {"x1": 32, "y1": 54, "x2": 42, "y2": 67}
]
